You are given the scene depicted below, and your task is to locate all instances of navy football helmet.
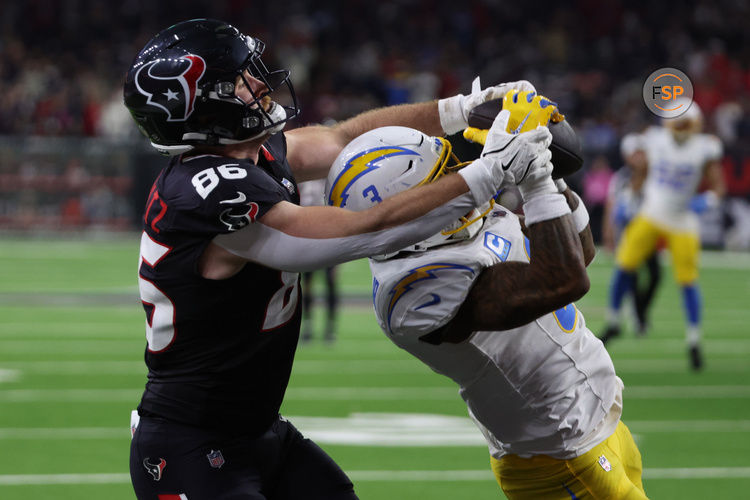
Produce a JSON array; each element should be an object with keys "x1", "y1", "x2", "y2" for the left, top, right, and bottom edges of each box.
[{"x1": 123, "y1": 19, "x2": 300, "y2": 155}]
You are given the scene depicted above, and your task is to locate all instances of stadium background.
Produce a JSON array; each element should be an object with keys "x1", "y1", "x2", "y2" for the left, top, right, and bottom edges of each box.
[{"x1": 0, "y1": 1, "x2": 748, "y2": 499}]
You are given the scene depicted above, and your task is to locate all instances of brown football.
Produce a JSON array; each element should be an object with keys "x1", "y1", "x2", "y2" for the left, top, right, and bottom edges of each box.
[{"x1": 467, "y1": 98, "x2": 583, "y2": 179}]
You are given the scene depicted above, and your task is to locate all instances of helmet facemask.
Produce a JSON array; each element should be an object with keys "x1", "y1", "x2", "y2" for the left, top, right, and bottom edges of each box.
[{"x1": 227, "y1": 37, "x2": 299, "y2": 139}]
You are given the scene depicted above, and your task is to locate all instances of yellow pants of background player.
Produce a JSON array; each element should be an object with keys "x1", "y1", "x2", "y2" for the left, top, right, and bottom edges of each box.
[
  {"x1": 491, "y1": 421, "x2": 647, "y2": 499},
  {"x1": 616, "y1": 215, "x2": 700, "y2": 284}
]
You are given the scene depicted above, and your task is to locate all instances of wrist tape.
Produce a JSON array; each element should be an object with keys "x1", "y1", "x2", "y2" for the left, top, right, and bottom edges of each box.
[{"x1": 522, "y1": 192, "x2": 571, "y2": 226}]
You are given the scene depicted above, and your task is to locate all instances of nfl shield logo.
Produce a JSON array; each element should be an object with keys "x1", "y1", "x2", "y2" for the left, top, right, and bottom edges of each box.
[
  {"x1": 598, "y1": 455, "x2": 612, "y2": 472},
  {"x1": 207, "y1": 449, "x2": 225, "y2": 469}
]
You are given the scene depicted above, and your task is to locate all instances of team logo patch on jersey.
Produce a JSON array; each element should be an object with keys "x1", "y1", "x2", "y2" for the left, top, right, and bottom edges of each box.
[
  {"x1": 220, "y1": 202, "x2": 259, "y2": 231},
  {"x1": 598, "y1": 455, "x2": 612, "y2": 472},
  {"x1": 135, "y1": 54, "x2": 206, "y2": 122},
  {"x1": 281, "y1": 178, "x2": 296, "y2": 195},
  {"x1": 143, "y1": 457, "x2": 166, "y2": 481},
  {"x1": 483, "y1": 232, "x2": 511, "y2": 261},
  {"x1": 206, "y1": 449, "x2": 225, "y2": 469}
]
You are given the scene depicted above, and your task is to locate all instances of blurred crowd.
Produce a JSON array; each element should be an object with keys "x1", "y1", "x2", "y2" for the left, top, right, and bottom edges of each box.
[
  {"x1": 1, "y1": 0, "x2": 749, "y2": 235},
  {"x1": 1, "y1": 0, "x2": 748, "y2": 142}
]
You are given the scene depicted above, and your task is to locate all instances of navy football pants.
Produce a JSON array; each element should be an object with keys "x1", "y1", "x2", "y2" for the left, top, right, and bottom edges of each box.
[{"x1": 130, "y1": 415, "x2": 358, "y2": 500}]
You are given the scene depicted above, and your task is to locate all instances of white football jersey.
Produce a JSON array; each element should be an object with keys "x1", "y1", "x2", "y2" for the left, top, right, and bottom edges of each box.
[
  {"x1": 370, "y1": 209, "x2": 621, "y2": 459},
  {"x1": 628, "y1": 126, "x2": 722, "y2": 231}
]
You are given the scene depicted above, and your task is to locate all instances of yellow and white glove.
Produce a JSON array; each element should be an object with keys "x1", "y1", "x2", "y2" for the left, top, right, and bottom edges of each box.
[
  {"x1": 438, "y1": 78, "x2": 536, "y2": 135},
  {"x1": 458, "y1": 109, "x2": 551, "y2": 206},
  {"x1": 462, "y1": 89, "x2": 564, "y2": 144},
  {"x1": 502, "y1": 89, "x2": 564, "y2": 133}
]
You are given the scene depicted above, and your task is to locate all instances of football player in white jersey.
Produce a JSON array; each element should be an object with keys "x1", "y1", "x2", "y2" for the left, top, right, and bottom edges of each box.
[
  {"x1": 325, "y1": 105, "x2": 647, "y2": 498},
  {"x1": 599, "y1": 101, "x2": 725, "y2": 370},
  {"x1": 601, "y1": 137, "x2": 662, "y2": 336}
]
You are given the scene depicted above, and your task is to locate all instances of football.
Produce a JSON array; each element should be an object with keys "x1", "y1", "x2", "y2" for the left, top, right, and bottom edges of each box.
[{"x1": 467, "y1": 98, "x2": 584, "y2": 179}]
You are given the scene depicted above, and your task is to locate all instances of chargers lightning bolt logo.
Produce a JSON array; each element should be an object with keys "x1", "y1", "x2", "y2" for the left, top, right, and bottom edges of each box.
[
  {"x1": 327, "y1": 147, "x2": 417, "y2": 208},
  {"x1": 386, "y1": 263, "x2": 474, "y2": 332}
]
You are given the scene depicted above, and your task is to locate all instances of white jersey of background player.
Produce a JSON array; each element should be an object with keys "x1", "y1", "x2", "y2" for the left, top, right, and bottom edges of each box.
[
  {"x1": 602, "y1": 101, "x2": 725, "y2": 370},
  {"x1": 627, "y1": 103, "x2": 723, "y2": 233},
  {"x1": 326, "y1": 118, "x2": 647, "y2": 499}
]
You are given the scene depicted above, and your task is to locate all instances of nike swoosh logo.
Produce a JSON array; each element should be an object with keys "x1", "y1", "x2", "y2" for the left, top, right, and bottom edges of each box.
[
  {"x1": 513, "y1": 111, "x2": 532, "y2": 134},
  {"x1": 516, "y1": 158, "x2": 535, "y2": 183},
  {"x1": 482, "y1": 135, "x2": 517, "y2": 157},
  {"x1": 220, "y1": 191, "x2": 247, "y2": 204},
  {"x1": 501, "y1": 151, "x2": 520, "y2": 171}
]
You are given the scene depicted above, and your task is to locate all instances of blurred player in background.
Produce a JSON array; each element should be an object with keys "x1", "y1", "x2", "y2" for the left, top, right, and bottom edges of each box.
[
  {"x1": 298, "y1": 179, "x2": 339, "y2": 344},
  {"x1": 600, "y1": 101, "x2": 725, "y2": 370},
  {"x1": 601, "y1": 136, "x2": 662, "y2": 336},
  {"x1": 123, "y1": 17, "x2": 542, "y2": 500},
  {"x1": 327, "y1": 102, "x2": 647, "y2": 498}
]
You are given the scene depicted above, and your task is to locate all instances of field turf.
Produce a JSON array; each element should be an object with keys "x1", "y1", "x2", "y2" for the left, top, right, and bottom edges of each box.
[{"x1": 0, "y1": 237, "x2": 748, "y2": 499}]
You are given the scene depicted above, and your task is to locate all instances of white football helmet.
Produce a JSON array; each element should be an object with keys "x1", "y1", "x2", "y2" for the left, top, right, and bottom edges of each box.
[
  {"x1": 663, "y1": 99, "x2": 703, "y2": 143},
  {"x1": 325, "y1": 126, "x2": 490, "y2": 258}
]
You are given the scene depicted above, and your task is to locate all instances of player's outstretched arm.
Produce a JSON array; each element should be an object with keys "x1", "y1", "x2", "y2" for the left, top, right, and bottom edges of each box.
[
  {"x1": 208, "y1": 106, "x2": 554, "y2": 274},
  {"x1": 207, "y1": 173, "x2": 479, "y2": 273},
  {"x1": 286, "y1": 80, "x2": 534, "y2": 182}
]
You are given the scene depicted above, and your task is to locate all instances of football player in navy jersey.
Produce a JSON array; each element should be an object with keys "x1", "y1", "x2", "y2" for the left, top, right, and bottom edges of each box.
[{"x1": 123, "y1": 18, "x2": 549, "y2": 500}]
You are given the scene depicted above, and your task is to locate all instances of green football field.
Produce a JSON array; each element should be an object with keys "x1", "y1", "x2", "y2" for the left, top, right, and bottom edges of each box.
[{"x1": 0, "y1": 237, "x2": 748, "y2": 499}]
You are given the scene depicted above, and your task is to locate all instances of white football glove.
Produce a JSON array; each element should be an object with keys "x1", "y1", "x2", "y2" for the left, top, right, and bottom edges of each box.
[
  {"x1": 438, "y1": 77, "x2": 536, "y2": 135},
  {"x1": 458, "y1": 109, "x2": 551, "y2": 206}
]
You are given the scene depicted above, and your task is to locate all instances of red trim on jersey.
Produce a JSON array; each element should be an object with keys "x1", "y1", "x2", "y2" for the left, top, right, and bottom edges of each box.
[
  {"x1": 158, "y1": 495, "x2": 187, "y2": 500},
  {"x1": 143, "y1": 174, "x2": 163, "y2": 228},
  {"x1": 261, "y1": 145, "x2": 275, "y2": 162},
  {"x1": 145, "y1": 190, "x2": 168, "y2": 234}
]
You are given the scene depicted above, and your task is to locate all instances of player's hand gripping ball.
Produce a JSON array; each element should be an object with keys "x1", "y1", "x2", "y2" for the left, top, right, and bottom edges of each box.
[{"x1": 464, "y1": 91, "x2": 583, "y2": 179}]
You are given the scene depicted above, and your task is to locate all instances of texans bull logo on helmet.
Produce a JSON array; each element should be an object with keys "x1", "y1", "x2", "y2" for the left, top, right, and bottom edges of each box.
[{"x1": 135, "y1": 54, "x2": 206, "y2": 122}]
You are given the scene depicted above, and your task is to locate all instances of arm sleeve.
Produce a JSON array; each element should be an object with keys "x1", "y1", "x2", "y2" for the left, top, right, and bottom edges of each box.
[{"x1": 212, "y1": 192, "x2": 477, "y2": 272}]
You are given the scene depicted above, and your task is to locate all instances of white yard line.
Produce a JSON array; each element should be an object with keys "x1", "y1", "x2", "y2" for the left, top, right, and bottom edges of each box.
[{"x1": 0, "y1": 369, "x2": 19, "y2": 383}]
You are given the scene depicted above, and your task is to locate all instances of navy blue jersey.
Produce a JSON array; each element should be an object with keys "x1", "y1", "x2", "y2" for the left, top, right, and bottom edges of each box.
[{"x1": 137, "y1": 133, "x2": 302, "y2": 433}]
